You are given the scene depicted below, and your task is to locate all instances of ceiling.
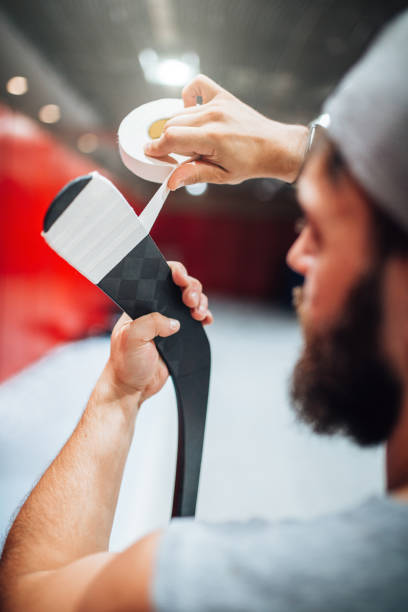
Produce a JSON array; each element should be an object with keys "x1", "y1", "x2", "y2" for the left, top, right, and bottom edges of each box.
[{"x1": 0, "y1": 0, "x2": 406, "y2": 208}]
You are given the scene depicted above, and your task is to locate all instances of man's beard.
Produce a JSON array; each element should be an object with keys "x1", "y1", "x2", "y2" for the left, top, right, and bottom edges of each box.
[{"x1": 290, "y1": 265, "x2": 402, "y2": 446}]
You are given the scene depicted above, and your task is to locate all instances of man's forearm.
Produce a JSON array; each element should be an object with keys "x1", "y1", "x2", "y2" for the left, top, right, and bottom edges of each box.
[{"x1": 1, "y1": 365, "x2": 141, "y2": 576}]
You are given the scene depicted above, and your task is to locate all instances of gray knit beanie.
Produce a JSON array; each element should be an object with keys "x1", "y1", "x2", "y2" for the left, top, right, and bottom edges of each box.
[{"x1": 323, "y1": 10, "x2": 408, "y2": 230}]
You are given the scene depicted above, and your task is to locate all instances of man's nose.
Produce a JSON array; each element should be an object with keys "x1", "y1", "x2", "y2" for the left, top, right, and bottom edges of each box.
[{"x1": 286, "y1": 233, "x2": 309, "y2": 277}]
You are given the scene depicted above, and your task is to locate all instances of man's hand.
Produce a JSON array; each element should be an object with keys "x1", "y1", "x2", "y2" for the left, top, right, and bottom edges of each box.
[
  {"x1": 144, "y1": 74, "x2": 308, "y2": 188},
  {"x1": 102, "y1": 261, "x2": 212, "y2": 404}
]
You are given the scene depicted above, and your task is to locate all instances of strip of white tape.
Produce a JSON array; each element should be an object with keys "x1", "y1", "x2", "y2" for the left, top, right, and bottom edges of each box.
[
  {"x1": 42, "y1": 170, "x2": 175, "y2": 284},
  {"x1": 139, "y1": 167, "x2": 175, "y2": 234}
]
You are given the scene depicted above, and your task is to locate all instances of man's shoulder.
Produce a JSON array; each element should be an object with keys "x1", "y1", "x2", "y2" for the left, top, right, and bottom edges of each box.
[
  {"x1": 152, "y1": 496, "x2": 408, "y2": 612},
  {"x1": 159, "y1": 495, "x2": 408, "y2": 555}
]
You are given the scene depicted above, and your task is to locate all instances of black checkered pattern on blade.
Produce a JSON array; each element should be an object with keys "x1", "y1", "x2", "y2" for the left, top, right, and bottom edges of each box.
[{"x1": 98, "y1": 235, "x2": 210, "y2": 378}]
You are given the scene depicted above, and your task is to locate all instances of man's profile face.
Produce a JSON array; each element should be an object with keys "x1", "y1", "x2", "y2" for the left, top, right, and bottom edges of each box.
[{"x1": 286, "y1": 142, "x2": 402, "y2": 445}]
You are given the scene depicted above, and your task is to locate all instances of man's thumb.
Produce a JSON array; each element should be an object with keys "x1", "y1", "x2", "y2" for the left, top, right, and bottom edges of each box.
[{"x1": 168, "y1": 160, "x2": 226, "y2": 190}]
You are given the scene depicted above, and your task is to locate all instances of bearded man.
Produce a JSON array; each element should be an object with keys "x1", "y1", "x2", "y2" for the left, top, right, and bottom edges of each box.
[{"x1": 1, "y1": 10, "x2": 408, "y2": 612}]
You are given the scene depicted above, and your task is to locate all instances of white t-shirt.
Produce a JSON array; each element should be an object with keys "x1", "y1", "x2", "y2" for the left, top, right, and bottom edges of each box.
[{"x1": 153, "y1": 496, "x2": 408, "y2": 611}]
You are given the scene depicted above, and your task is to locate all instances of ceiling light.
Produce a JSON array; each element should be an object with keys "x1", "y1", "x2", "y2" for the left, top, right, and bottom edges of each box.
[
  {"x1": 139, "y1": 49, "x2": 199, "y2": 86},
  {"x1": 155, "y1": 59, "x2": 192, "y2": 86},
  {"x1": 185, "y1": 183, "x2": 207, "y2": 196},
  {"x1": 6, "y1": 75, "x2": 28, "y2": 95},
  {"x1": 38, "y1": 104, "x2": 61, "y2": 124},
  {"x1": 77, "y1": 132, "x2": 98, "y2": 153}
]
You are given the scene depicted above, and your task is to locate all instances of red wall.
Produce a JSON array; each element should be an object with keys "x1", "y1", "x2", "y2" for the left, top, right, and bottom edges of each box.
[
  {"x1": 153, "y1": 210, "x2": 294, "y2": 298},
  {"x1": 0, "y1": 106, "x2": 115, "y2": 381}
]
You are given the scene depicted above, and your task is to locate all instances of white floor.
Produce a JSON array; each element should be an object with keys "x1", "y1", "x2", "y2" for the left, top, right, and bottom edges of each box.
[{"x1": 0, "y1": 299, "x2": 384, "y2": 552}]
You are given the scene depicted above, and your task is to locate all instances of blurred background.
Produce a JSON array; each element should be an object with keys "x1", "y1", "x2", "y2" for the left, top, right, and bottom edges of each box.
[{"x1": 0, "y1": 0, "x2": 405, "y2": 550}]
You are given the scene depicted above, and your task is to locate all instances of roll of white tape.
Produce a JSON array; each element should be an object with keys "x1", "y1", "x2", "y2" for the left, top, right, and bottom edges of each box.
[{"x1": 118, "y1": 98, "x2": 188, "y2": 183}]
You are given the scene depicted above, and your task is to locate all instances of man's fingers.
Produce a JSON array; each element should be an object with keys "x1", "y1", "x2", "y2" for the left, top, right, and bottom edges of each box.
[
  {"x1": 168, "y1": 160, "x2": 228, "y2": 190},
  {"x1": 116, "y1": 312, "x2": 180, "y2": 349},
  {"x1": 168, "y1": 262, "x2": 202, "y2": 298},
  {"x1": 168, "y1": 262, "x2": 213, "y2": 323},
  {"x1": 203, "y1": 309, "x2": 214, "y2": 326},
  {"x1": 192, "y1": 293, "x2": 208, "y2": 320},
  {"x1": 182, "y1": 74, "x2": 223, "y2": 107},
  {"x1": 164, "y1": 109, "x2": 216, "y2": 130},
  {"x1": 182, "y1": 276, "x2": 203, "y2": 308},
  {"x1": 168, "y1": 261, "x2": 188, "y2": 287},
  {"x1": 165, "y1": 104, "x2": 207, "y2": 122},
  {"x1": 145, "y1": 126, "x2": 211, "y2": 158},
  {"x1": 112, "y1": 312, "x2": 132, "y2": 333}
]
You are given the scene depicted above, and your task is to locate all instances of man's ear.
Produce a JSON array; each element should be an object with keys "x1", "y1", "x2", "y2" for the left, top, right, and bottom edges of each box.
[
  {"x1": 397, "y1": 257, "x2": 408, "y2": 304},
  {"x1": 401, "y1": 257, "x2": 408, "y2": 341},
  {"x1": 384, "y1": 257, "x2": 408, "y2": 380}
]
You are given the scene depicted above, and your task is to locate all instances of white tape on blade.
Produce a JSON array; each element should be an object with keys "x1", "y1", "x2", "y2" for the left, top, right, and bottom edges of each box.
[{"x1": 42, "y1": 170, "x2": 175, "y2": 284}]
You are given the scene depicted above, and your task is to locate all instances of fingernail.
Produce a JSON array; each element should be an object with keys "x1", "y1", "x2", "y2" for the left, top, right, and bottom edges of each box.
[
  {"x1": 190, "y1": 291, "x2": 198, "y2": 303},
  {"x1": 198, "y1": 305, "x2": 206, "y2": 314},
  {"x1": 174, "y1": 180, "x2": 185, "y2": 190},
  {"x1": 169, "y1": 319, "x2": 180, "y2": 330}
]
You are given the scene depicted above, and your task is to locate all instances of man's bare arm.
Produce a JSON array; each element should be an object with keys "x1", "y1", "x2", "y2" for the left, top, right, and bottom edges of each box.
[
  {"x1": 0, "y1": 262, "x2": 211, "y2": 612},
  {"x1": 0, "y1": 367, "x2": 157, "y2": 611}
]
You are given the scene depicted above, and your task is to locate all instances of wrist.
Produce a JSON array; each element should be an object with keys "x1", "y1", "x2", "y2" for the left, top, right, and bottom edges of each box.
[
  {"x1": 92, "y1": 363, "x2": 143, "y2": 416},
  {"x1": 283, "y1": 124, "x2": 309, "y2": 182},
  {"x1": 258, "y1": 121, "x2": 308, "y2": 183}
]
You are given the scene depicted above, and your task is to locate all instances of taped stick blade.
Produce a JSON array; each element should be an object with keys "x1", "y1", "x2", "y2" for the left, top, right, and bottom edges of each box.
[{"x1": 42, "y1": 172, "x2": 147, "y2": 284}]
